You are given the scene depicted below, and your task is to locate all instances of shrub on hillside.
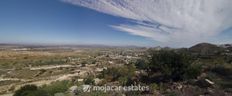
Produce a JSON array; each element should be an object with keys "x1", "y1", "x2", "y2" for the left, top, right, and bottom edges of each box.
[
  {"x1": 84, "y1": 76, "x2": 95, "y2": 85},
  {"x1": 98, "y1": 64, "x2": 136, "y2": 85},
  {"x1": 13, "y1": 85, "x2": 48, "y2": 96},
  {"x1": 135, "y1": 59, "x2": 148, "y2": 70},
  {"x1": 137, "y1": 50, "x2": 201, "y2": 82},
  {"x1": 184, "y1": 64, "x2": 202, "y2": 80},
  {"x1": 211, "y1": 64, "x2": 232, "y2": 76},
  {"x1": 41, "y1": 80, "x2": 72, "y2": 95}
]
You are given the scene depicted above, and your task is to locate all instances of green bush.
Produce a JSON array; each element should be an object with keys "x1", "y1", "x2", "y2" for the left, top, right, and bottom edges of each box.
[
  {"x1": 98, "y1": 64, "x2": 136, "y2": 85},
  {"x1": 184, "y1": 64, "x2": 202, "y2": 80},
  {"x1": 211, "y1": 64, "x2": 232, "y2": 76},
  {"x1": 13, "y1": 85, "x2": 48, "y2": 96},
  {"x1": 135, "y1": 59, "x2": 148, "y2": 70},
  {"x1": 144, "y1": 50, "x2": 201, "y2": 81},
  {"x1": 84, "y1": 76, "x2": 95, "y2": 85},
  {"x1": 41, "y1": 80, "x2": 72, "y2": 95}
]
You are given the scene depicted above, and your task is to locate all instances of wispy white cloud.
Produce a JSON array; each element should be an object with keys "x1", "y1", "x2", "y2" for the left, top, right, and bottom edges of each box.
[{"x1": 62, "y1": 0, "x2": 232, "y2": 46}]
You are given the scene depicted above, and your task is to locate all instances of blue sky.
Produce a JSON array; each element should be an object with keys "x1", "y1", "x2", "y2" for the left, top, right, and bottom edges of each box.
[
  {"x1": 0, "y1": 0, "x2": 231, "y2": 47},
  {"x1": 0, "y1": 0, "x2": 156, "y2": 46}
]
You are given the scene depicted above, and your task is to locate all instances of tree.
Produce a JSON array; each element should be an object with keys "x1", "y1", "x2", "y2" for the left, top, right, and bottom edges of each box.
[
  {"x1": 144, "y1": 50, "x2": 200, "y2": 81},
  {"x1": 135, "y1": 59, "x2": 148, "y2": 70}
]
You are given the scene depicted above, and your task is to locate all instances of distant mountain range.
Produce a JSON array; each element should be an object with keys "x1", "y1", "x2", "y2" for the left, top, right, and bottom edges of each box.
[
  {"x1": 0, "y1": 43, "x2": 232, "y2": 49},
  {"x1": 0, "y1": 43, "x2": 143, "y2": 49}
]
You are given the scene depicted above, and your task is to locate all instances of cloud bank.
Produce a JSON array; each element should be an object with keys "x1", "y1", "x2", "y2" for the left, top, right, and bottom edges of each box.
[{"x1": 63, "y1": 0, "x2": 232, "y2": 46}]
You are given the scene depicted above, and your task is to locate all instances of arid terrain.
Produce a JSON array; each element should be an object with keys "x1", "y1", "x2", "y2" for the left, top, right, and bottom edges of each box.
[
  {"x1": 0, "y1": 43, "x2": 232, "y2": 96},
  {"x1": 0, "y1": 44, "x2": 145, "y2": 96}
]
